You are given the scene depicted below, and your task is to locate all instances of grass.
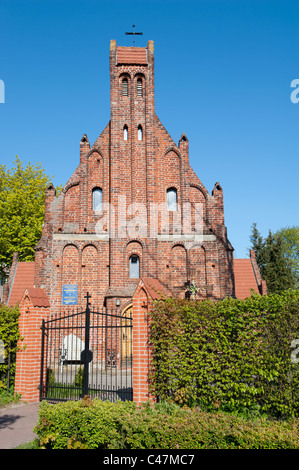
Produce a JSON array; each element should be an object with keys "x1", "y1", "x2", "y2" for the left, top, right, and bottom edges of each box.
[
  {"x1": 15, "y1": 439, "x2": 40, "y2": 449},
  {"x1": 0, "y1": 388, "x2": 22, "y2": 409}
]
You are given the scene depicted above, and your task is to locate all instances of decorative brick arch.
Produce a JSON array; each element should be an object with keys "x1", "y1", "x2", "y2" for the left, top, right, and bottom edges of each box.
[
  {"x1": 170, "y1": 244, "x2": 188, "y2": 293},
  {"x1": 189, "y1": 184, "x2": 208, "y2": 226},
  {"x1": 62, "y1": 245, "x2": 79, "y2": 295},
  {"x1": 62, "y1": 180, "x2": 81, "y2": 194},
  {"x1": 82, "y1": 244, "x2": 98, "y2": 304},
  {"x1": 121, "y1": 299, "x2": 133, "y2": 313},
  {"x1": 125, "y1": 240, "x2": 143, "y2": 279},
  {"x1": 164, "y1": 147, "x2": 181, "y2": 159},
  {"x1": 87, "y1": 148, "x2": 104, "y2": 162},
  {"x1": 63, "y1": 183, "x2": 80, "y2": 225}
]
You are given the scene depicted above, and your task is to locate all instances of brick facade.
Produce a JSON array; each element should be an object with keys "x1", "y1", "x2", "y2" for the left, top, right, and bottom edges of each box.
[
  {"x1": 6, "y1": 40, "x2": 269, "y2": 403},
  {"x1": 34, "y1": 40, "x2": 234, "y2": 313}
]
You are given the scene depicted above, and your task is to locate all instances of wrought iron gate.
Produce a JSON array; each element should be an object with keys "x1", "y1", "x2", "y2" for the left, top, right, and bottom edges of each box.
[{"x1": 39, "y1": 293, "x2": 133, "y2": 402}]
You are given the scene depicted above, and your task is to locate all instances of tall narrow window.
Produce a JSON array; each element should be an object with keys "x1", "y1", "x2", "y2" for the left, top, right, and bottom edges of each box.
[
  {"x1": 167, "y1": 188, "x2": 178, "y2": 211},
  {"x1": 123, "y1": 125, "x2": 128, "y2": 141},
  {"x1": 92, "y1": 188, "x2": 103, "y2": 212},
  {"x1": 137, "y1": 78, "x2": 143, "y2": 96},
  {"x1": 122, "y1": 78, "x2": 128, "y2": 96},
  {"x1": 129, "y1": 254, "x2": 140, "y2": 278},
  {"x1": 138, "y1": 125, "x2": 143, "y2": 141}
]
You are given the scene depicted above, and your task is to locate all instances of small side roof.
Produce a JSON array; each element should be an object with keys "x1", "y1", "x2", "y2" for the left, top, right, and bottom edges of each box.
[
  {"x1": 141, "y1": 277, "x2": 172, "y2": 300},
  {"x1": 233, "y1": 258, "x2": 260, "y2": 299},
  {"x1": 7, "y1": 262, "x2": 35, "y2": 306},
  {"x1": 22, "y1": 287, "x2": 50, "y2": 308}
]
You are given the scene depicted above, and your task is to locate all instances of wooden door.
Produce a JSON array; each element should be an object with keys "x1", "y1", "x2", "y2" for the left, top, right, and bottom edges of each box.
[{"x1": 121, "y1": 305, "x2": 132, "y2": 361}]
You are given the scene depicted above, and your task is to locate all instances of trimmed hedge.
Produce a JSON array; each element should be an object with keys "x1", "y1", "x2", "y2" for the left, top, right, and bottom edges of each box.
[
  {"x1": 149, "y1": 290, "x2": 299, "y2": 419},
  {"x1": 34, "y1": 398, "x2": 299, "y2": 449}
]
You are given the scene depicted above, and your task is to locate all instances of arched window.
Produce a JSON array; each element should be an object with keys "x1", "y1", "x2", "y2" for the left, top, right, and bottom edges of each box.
[
  {"x1": 122, "y1": 78, "x2": 128, "y2": 96},
  {"x1": 92, "y1": 188, "x2": 103, "y2": 212},
  {"x1": 129, "y1": 254, "x2": 140, "y2": 278},
  {"x1": 138, "y1": 125, "x2": 143, "y2": 141},
  {"x1": 123, "y1": 125, "x2": 128, "y2": 141},
  {"x1": 137, "y1": 78, "x2": 143, "y2": 97},
  {"x1": 167, "y1": 188, "x2": 178, "y2": 211}
]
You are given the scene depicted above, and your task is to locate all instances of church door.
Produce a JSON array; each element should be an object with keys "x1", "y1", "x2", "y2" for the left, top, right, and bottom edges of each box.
[{"x1": 121, "y1": 305, "x2": 133, "y2": 363}]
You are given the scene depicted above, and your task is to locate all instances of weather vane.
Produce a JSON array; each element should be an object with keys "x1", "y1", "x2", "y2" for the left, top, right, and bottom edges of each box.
[{"x1": 125, "y1": 25, "x2": 143, "y2": 44}]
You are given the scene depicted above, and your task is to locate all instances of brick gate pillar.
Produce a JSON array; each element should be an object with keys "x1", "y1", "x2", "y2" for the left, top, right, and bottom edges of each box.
[
  {"x1": 132, "y1": 278, "x2": 171, "y2": 404},
  {"x1": 15, "y1": 288, "x2": 50, "y2": 403},
  {"x1": 132, "y1": 281, "x2": 154, "y2": 404}
]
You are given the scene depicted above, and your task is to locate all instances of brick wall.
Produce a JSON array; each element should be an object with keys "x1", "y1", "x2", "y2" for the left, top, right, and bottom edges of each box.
[
  {"x1": 14, "y1": 289, "x2": 50, "y2": 402},
  {"x1": 33, "y1": 39, "x2": 234, "y2": 313}
]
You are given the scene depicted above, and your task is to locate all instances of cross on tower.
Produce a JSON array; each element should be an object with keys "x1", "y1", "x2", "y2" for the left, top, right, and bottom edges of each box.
[{"x1": 125, "y1": 25, "x2": 143, "y2": 44}]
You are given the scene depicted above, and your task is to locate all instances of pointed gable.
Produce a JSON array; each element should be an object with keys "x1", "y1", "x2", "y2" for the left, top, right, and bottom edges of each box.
[{"x1": 7, "y1": 262, "x2": 35, "y2": 306}]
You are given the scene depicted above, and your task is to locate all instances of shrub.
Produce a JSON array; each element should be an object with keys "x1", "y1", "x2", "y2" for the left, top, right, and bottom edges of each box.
[
  {"x1": 34, "y1": 398, "x2": 299, "y2": 449},
  {"x1": 149, "y1": 290, "x2": 299, "y2": 419},
  {"x1": 0, "y1": 305, "x2": 21, "y2": 392},
  {"x1": 74, "y1": 367, "x2": 84, "y2": 387}
]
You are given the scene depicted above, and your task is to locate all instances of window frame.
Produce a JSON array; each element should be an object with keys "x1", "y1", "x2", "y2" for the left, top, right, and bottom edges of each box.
[
  {"x1": 137, "y1": 77, "x2": 143, "y2": 97},
  {"x1": 92, "y1": 187, "x2": 103, "y2": 213},
  {"x1": 167, "y1": 187, "x2": 178, "y2": 211},
  {"x1": 122, "y1": 77, "x2": 129, "y2": 97},
  {"x1": 137, "y1": 125, "x2": 143, "y2": 141},
  {"x1": 123, "y1": 125, "x2": 128, "y2": 141},
  {"x1": 129, "y1": 254, "x2": 140, "y2": 278}
]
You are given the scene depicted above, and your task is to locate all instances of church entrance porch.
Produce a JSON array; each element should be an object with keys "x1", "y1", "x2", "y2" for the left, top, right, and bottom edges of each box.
[{"x1": 39, "y1": 294, "x2": 133, "y2": 403}]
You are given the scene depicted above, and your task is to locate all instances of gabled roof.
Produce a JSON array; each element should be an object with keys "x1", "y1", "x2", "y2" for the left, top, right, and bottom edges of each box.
[
  {"x1": 233, "y1": 259, "x2": 260, "y2": 299},
  {"x1": 7, "y1": 261, "x2": 35, "y2": 306},
  {"x1": 23, "y1": 287, "x2": 50, "y2": 308},
  {"x1": 117, "y1": 47, "x2": 147, "y2": 65},
  {"x1": 141, "y1": 277, "x2": 172, "y2": 300}
]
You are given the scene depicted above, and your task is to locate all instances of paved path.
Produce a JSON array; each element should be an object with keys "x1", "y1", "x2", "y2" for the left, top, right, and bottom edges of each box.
[{"x1": 0, "y1": 402, "x2": 40, "y2": 449}]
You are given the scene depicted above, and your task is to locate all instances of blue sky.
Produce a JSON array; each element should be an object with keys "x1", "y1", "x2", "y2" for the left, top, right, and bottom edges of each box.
[{"x1": 0, "y1": 0, "x2": 298, "y2": 258}]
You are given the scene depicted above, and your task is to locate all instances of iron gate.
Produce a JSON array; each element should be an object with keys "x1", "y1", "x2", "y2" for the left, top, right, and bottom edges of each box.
[{"x1": 39, "y1": 293, "x2": 133, "y2": 402}]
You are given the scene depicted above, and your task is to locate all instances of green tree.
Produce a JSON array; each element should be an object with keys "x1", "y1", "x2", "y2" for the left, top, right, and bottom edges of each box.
[
  {"x1": 250, "y1": 223, "x2": 298, "y2": 294},
  {"x1": 276, "y1": 226, "x2": 299, "y2": 288},
  {"x1": 250, "y1": 222, "x2": 265, "y2": 268},
  {"x1": 0, "y1": 156, "x2": 54, "y2": 279}
]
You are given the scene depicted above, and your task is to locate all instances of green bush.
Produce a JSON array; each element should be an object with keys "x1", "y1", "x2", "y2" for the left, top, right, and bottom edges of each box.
[
  {"x1": 34, "y1": 398, "x2": 299, "y2": 449},
  {"x1": 74, "y1": 367, "x2": 84, "y2": 387},
  {"x1": 0, "y1": 305, "x2": 21, "y2": 391},
  {"x1": 149, "y1": 290, "x2": 299, "y2": 419}
]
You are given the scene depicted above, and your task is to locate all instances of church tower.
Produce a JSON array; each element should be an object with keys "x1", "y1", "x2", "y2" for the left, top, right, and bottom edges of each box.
[{"x1": 34, "y1": 40, "x2": 235, "y2": 312}]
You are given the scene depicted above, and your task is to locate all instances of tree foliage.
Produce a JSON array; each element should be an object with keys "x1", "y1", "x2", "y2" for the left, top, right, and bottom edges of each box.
[
  {"x1": 276, "y1": 226, "x2": 299, "y2": 288},
  {"x1": 250, "y1": 223, "x2": 299, "y2": 293},
  {"x1": 0, "y1": 156, "x2": 53, "y2": 278}
]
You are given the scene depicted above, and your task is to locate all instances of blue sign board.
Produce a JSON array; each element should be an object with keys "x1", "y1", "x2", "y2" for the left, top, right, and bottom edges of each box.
[{"x1": 62, "y1": 284, "x2": 78, "y2": 305}]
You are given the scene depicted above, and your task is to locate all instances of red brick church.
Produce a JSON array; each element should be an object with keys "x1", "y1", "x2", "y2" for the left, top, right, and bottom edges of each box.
[{"x1": 2, "y1": 40, "x2": 266, "y2": 403}]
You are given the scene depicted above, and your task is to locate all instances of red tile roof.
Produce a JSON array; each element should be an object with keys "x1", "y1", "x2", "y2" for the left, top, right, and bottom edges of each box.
[
  {"x1": 233, "y1": 259, "x2": 259, "y2": 299},
  {"x1": 8, "y1": 262, "x2": 35, "y2": 306},
  {"x1": 117, "y1": 47, "x2": 147, "y2": 64},
  {"x1": 141, "y1": 277, "x2": 172, "y2": 300},
  {"x1": 25, "y1": 287, "x2": 50, "y2": 308}
]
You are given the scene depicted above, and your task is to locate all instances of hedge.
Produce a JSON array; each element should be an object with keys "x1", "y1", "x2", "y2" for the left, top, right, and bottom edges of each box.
[
  {"x1": 0, "y1": 304, "x2": 21, "y2": 391},
  {"x1": 34, "y1": 398, "x2": 299, "y2": 449},
  {"x1": 149, "y1": 290, "x2": 299, "y2": 419}
]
